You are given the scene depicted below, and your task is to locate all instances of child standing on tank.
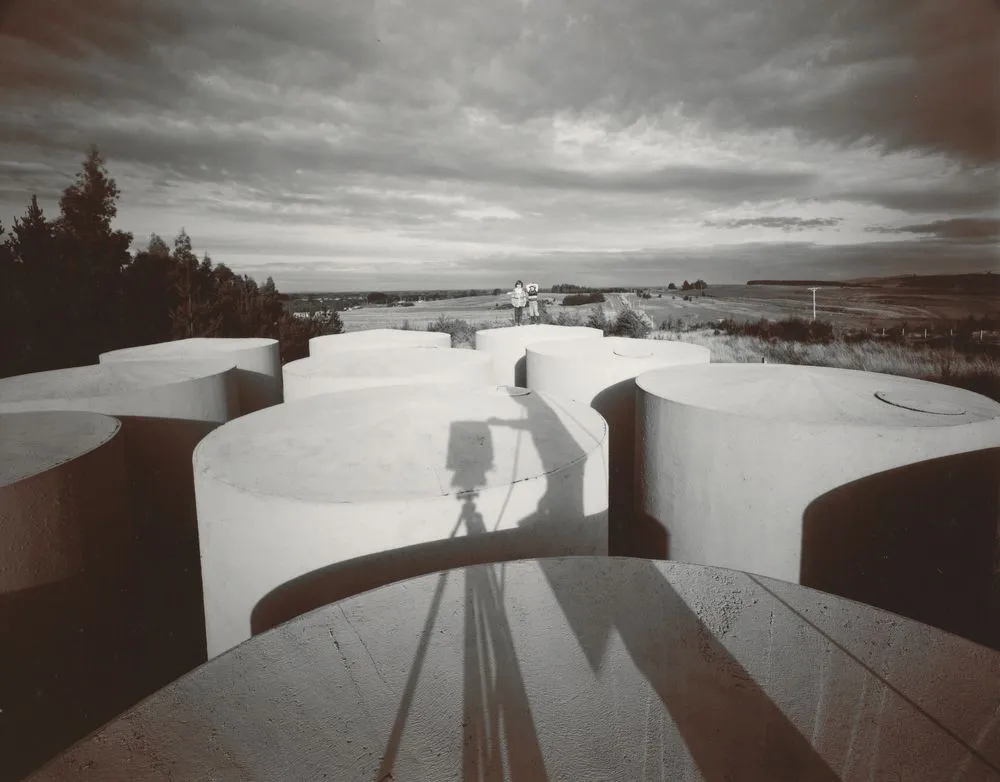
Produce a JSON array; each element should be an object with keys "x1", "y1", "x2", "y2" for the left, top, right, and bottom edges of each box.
[
  {"x1": 508, "y1": 280, "x2": 528, "y2": 325},
  {"x1": 525, "y1": 282, "x2": 540, "y2": 324}
]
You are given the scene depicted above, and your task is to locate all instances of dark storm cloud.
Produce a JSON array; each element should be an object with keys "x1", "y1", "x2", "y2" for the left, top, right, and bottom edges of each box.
[
  {"x1": 866, "y1": 217, "x2": 1000, "y2": 241},
  {"x1": 704, "y1": 216, "x2": 843, "y2": 231},
  {"x1": 4, "y1": 0, "x2": 997, "y2": 169},
  {"x1": 258, "y1": 239, "x2": 999, "y2": 291},
  {"x1": 426, "y1": 0, "x2": 1000, "y2": 164},
  {"x1": 4, "y1": 102, "x2": 815, "y2": 213},
  {"x1": 0, "y1": 0, "x2": 379, "y2": 96},
  {"x1": 1, "y1": 0, "x2": 997, "y2": 288},
  {"x1": 450, "y1": 240, "x2": 1000, "y2": 282},
  {"x1": 834, "y1": 169, "x2": 1000, "y2": 213}
]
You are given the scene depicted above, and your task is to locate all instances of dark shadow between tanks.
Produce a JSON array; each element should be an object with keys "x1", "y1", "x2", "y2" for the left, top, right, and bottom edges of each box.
[
  {"x1": 5, "y1": 413, "x2": 221, "y2": 779},
  {"x1": 0, "y1": 451, "x2": 133, "y2": 782},
  {"x1": 590, "y1": 378, "x2": 636, "y2": 555},
  {"x1": 233, "y1": 367, "x2": 281, "y2": 414},
  {"x1": 513, "y1": 355, "x2": 527, "y2": 388},
  {"x1": 801, "y1": 446, "x2": 1000, "y2": 651},
  {"x1": 117, "y1": 415, "x2": 214, "y2": 685}
]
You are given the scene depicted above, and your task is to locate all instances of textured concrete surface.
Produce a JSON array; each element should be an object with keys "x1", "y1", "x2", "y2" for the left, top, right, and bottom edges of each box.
[
  {"x1": 0, "y1": 359, "x2": 238, "y2": 420},
  {"x1": 282, "y1": 346, "x2": 494, "y2": 401},
  {"x1": 100, "y1": 337, "x2": 282, "y2": 413},
  {"x1": 635, "y1": 363, "x2": 1000, "y2": 601},
  {"x1": 194, "y1": 384, "x2": 609, "y2": 657},
  {"x1": 0, "y1": 361, "x2": 241, "y2": 719},
  {"x1": 28, "y1": 558, "x2": 1000, "y2": 781},
  {"x1": 474, "y1": 324, "x2": 604, "y2": 386},
  {"x1": 1, "y1": 411, "x2": 132, "y2": 781},
  {"x1": 0, "y1": 411, "x2": 127, "y2": 593},
  {"x1": 309, "y1": 327, "x2": 451, "y2": 355},
  {"x1": 527, "y1": 337, "x2": 710, "y2": 555}
]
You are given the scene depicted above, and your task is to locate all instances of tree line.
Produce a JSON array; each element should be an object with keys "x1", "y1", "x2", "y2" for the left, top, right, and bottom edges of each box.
[{"x1": 0, "y1": 147, "x2": 342, "y2": 379}]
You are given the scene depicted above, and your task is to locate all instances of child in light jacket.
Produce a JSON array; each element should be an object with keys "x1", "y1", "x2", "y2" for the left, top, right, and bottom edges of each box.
[{"x1": 508, "y1": 280, "x2": 528, "y2": 325}]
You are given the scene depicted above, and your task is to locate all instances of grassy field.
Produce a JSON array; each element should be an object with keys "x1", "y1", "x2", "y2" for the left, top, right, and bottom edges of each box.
[
  {"x1": 339, "y1": 293, "x2": 568, "y2": 332},
  {"x1": 340, "y1": 283, "x2": 1000, "y2": 334},
  {"x1": 651, "y1": 327, "x2": 999, "y2": 399},
  {"x1": 333, "y1": 283, "x2": 999, "y2": 401},
  {"x1": 641, "y1": 284, "x2": 1000, "y2": 331}
]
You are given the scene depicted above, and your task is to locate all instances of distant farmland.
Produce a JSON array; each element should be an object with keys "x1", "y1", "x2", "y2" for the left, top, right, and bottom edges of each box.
[{"x1": 332, "y1": 283, "x2": 1000, "y2": 334}]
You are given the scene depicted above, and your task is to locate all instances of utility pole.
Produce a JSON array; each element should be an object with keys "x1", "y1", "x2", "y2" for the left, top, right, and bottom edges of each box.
[{"x1": 807, "y1": 287, "x2": 820, "y2": 322}]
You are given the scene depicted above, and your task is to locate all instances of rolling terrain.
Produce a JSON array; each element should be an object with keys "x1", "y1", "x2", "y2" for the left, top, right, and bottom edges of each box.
[{"x1": 335, "y1": 282, "x2": 999, "y2": 333}]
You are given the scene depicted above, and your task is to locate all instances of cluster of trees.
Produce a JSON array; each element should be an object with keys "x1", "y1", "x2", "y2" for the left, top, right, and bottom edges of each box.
[
  {"x1": 362, "y1": 289, "x2": 499, "y2": 305},
  {"x1": 667, "y1": 280, "x2": 708, "y2": 291},
  {"x1": 715, "y1": 317, "x2": 835, "y2": 344},
  {"x1": 562, "y1": 292, "x2": 606, "y2": 306},
  {"x1": 552, "y1": 284, "x2": 630, "y2": 293},
  {"x1": 0, "y1": 147, "x2": 341, "y2": 379},
  {"x1": 366, "y1": 292, "x2": 402, "y2": 306}
]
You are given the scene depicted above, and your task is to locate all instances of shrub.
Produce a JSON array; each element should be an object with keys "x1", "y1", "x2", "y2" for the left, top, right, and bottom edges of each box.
[
  {"x1": 610, "y1": 309, "x2": 654, "y2": 339},
  {"x1": 562, "y1": 292, "x2": 606, "y2": 306},
  {"x1": 426, "y1": 316, "x2": 477, "y2": 347},
  {"x1": 716, "y1": 317, "x2": 835, "y2": 344},
  {"x1": 548, "y1": 310, "x2": 584, "y2": 327},
  {"x1": 586, "y1": 306, "x2": 611, "y2": 334}
]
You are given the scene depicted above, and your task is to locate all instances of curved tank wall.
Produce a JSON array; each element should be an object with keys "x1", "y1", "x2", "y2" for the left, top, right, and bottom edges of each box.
[
  {"x1": 0, "y1": 360, "x2": 241, "y2": 700},
  {"x1": 636, "y1": 364, "x2": 1000, "y2": 638},
  {"x1": 474, "y1": 324, "x2": 604, "y2": 387},
  {"x1": 28, "y1": 558, "x2": 1000, "y2": 781},
  {"x1": 1, "y1": 411, "x2": 132, "y2": 781},
  {"x1": 193, "y1": 384, "x2": 609, "y2": 658},
  {"x1": 527, "y1": 336, "x2": 710, "y2": 556},
  {"x1": 283, "y1": 346, "x2": 495, "y2": 401},
  {"x1": 99, "y1": 337, "x2": 282, "y2": 413},
  {"x1": 309, "y1": 328, "x2": 451, "y2": 356}
]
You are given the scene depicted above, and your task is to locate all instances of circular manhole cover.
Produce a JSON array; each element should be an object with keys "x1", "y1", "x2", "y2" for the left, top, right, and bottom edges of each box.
[
  {"x1": 874, "y1": 390, "x2": 966, "y2": 416},
  {"x1": 613, "y1": 346, "x2": 654, "y2": 359}
]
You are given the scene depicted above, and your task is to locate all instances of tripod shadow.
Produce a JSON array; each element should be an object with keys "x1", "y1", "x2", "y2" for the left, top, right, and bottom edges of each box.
[
  {"x1": 250, "y1": 388, "x2": 840, "y2": 780},
  {"x1": 372, "y1": 391, "x2": 838, "y2": 781}
]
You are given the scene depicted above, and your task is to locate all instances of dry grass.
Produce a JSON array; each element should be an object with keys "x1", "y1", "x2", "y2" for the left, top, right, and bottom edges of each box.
[{"x1": 652, "y1": 328, "x2": 1000, "y2": 400}]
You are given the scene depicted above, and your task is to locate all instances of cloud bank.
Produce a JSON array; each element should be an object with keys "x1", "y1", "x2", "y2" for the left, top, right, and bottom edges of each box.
[{"x1": 1, "y1": 0, "x2": 997, "y2": 290}]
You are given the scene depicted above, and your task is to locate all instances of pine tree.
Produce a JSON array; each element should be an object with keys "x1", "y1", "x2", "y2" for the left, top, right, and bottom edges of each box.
[
  {"x1": 8, "y1": 196, "x2": 60, "y2": 370},
  {"x1": 53, "y1": 147, "x2": 134, "y2": 363}
]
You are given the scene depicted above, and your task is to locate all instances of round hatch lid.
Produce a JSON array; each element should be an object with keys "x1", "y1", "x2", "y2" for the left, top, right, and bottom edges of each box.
[
  {"x1": 874, "y1": 390, "x2": 967, "y2": 416},
  {"x1": 613, "y1": 344, "x2": 655, "y2": 358}
]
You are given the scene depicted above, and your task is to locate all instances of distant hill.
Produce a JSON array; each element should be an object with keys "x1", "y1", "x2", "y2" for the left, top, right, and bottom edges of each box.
[
  {"x1": 748, "y1": 273, "x2": 999, "y2": 293},
  {"x1": 858, "y1": 273, "x2": 1000, "y2": 293},
  {"x1": 746, "y1": 280, "x2": 852, "y2": 287}
]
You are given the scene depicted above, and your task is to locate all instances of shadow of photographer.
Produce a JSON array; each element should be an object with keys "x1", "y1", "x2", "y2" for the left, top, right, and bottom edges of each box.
[{"x1": 248, "y1": 387, "x2": 841, "y2": 780}]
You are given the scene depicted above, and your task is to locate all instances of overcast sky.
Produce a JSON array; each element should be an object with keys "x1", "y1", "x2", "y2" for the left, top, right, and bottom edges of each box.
[{"x1": 1, "y1": 0, "x2": 998, "y2": 291}]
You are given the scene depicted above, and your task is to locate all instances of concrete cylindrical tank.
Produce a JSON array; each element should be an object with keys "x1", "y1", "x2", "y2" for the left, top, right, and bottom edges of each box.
[
  {"x1": 636, "y1": 363, "x2": 1000, "y2": 641},
  {"x1": 283, "y1": 347, "x2": 495, "y2": 401},
  {"x1": 1, "y1": 411, "x2": 132, "y2": 780},
  {"x1": 100, "y1": 337, "x2": 282, "y2": 413},
  {"x1": 310, "y1": 328, "x2": 451, "y2": 356},
  {"x1": 475, "y1": 324, "x2": 604, "y2": 387},
  {"x1": 194, "y1": 384, "x2": 609, "y2": 658},
  {"x1": 0, "y1": 361, "x2": 240, "y2": 695},
  {"x1": 527, "y1": 336, "x2": 710, "y2": 556},
  {"x1": 28, "y1": 557, "x2": 1000, "y2": 781}
]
